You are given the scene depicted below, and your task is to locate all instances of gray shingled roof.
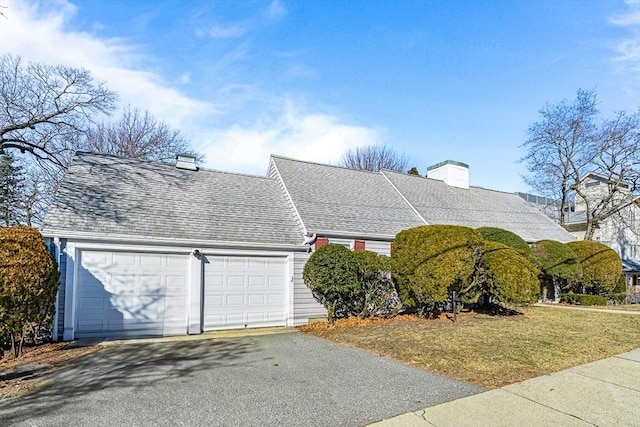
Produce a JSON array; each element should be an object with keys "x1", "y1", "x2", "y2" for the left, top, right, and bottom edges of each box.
[
  {"x1": 270, "y1": 156, "x2": 424, "y2": 237},
  {"x1": 42, "y1": 152, "x2": 302, "y2": 245},
  {"x1": 381, "y1": 170, "x2": 576, "y2": 242}
]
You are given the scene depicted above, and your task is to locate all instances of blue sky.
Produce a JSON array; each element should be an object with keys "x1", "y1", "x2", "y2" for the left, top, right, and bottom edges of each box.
[{"x1": 1, "y1": 0, "x2": 638, "y2": 192}]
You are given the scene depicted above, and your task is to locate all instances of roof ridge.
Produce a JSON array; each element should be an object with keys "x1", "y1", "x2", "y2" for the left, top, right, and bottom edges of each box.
[
  {"x1": 270, "y1": 154, "x2": 381, "y2": 175},
  {"x1": 76, "y1": 151, "x2": 275, "y2": 181}
]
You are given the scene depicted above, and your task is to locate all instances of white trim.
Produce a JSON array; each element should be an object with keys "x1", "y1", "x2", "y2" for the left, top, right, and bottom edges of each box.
[
  {"x1": 380, "y1": 170, "x2": 429, "y2": 225},
  {"x1": 312, "y1": 230, "x2": 397, "y2": 241},
  {"x1": 41, "y1": 231, "x2": 307, "y2": 252},
  {"x1": 187, "y1": 252, "x2": 203, "y2": 334},
  {"x1": 286, "y1": 254, "x2": 295, "y2": 327},
  {"x1": 268, "y1": 157, "x2": 309, "y2": 236},
  {"x1": 63, "y1": 243, "x2": 78, "y2": 341}
]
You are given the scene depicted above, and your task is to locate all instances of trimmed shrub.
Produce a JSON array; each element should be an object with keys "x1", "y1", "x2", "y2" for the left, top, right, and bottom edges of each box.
[
  {"x1": 392, "y1": 225, "x2": 483, "y2": 313},
  {"x1": 0, "y1": 227, "x2": 59, "y2": 358},
  {"x1": 567, "y1": 241, "x2": 622, "y2": 295},
  {"x1": 352, "y1": 250, "x2": 401, "y2": 317},
  {"x1": 477, "y1": 227, "x2": 531, "y2": 258},
  {"x1": 483, "y1": 242, "x2": 539, "y2": 305},
  {"x1": 302, "y1": 244, "x2": 359, "y2": 322},
  {"x1": 530, "y1": 240, "x2": 583, "y2": 300},
  {"x1": 560, "y1": 293, "x2": 607, "y2": 306}
]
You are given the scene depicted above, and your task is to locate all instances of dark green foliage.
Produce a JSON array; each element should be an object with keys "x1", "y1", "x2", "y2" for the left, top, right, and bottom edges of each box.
[
  {"x1": 530, "y1": 240, "x2": 583, "y2": 298},
  {"x1": 477, "y1": 227, "x2": 531, "y2": 258},
  {"x1": 302, "y1": 244, "x2": 359, "y2": 322},
  {"x1": 613, "y1": 274, "x2": 628, "y2": 294},
  {"x1": 483, "y1": 242, "x2": 540, "y2": 305},
  {"x1": 392, "y1": 225, "x2": 483, "y2": 313},
  {"x1": 567, "y1": 241, "x2": 622, "y2": 294},
  {"x1": 0, "y1": 227, "x2": 59, "y2": 358},
  {"x1": 352, "y1": 250, "x2": 401, "y2": 317},
  {"x1": 560, "y1": 293, "x2": 607, "y2": 306},
  {"x1": 407, "y1": 167, "x2": 420, "y2": 175}
]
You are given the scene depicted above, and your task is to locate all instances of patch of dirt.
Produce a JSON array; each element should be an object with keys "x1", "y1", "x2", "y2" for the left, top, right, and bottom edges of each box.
[{"x1": 0, "y1": 342, "x2": 101, "y2": 399}]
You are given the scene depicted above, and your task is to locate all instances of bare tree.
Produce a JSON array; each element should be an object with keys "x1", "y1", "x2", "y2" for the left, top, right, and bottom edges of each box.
[
  {"x1": 338, "y1": 144, "x2": 410, "y2": 172},
  {"x1": 521, "y1": 89, "x2": 640, "y2": 239},
  {"x1": 0, "y1": 54, "x2": 117, "y2": 167},
  {"x1": 83, "y1": 106, "x2": 202, "y2": 162},
  {"x1": 573, "y1": 110, "x2": 640, "y2": 239},
  {"x1": 520, "y1": 89, "x2": 599, "y2": 226}
]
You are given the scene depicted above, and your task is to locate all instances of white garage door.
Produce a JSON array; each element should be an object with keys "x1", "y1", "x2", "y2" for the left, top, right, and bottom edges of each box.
[
  {"x1": 76, "y1": 251, "x2": 188, "y2": 338},
  {"x1": 203, "y1": 256, "x2": 286, "y2": 330}
]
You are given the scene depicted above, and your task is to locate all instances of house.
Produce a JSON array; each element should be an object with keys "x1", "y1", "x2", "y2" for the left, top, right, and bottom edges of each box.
[
  {"x1": 43, "y1": 153, "x2": 575, "y2": 340},
  {"x1": 563, "y1": 173, "x2": 640, "y2": 294}
]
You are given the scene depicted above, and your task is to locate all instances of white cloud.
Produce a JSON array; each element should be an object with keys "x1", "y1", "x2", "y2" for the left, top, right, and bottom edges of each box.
[
  {"x1": 196, "y1": 101, "x2": 383, "y2": 173},
  {"x1": 0, "y1": 0, "x2": 381, "y2": 175},
  {"x1": 609, "y1": 0, "x2": 640, "y2": 72},
  {"x1": 206, "y1": 23, "x2": 246, "y2": 39}
]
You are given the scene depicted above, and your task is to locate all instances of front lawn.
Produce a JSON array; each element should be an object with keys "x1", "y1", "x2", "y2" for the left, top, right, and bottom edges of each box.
[{"x1": 299, "y1": 307, "x2": 640, "y2": 389}]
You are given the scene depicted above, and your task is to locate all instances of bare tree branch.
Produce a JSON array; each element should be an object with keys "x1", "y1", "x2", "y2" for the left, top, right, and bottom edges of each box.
[
  {"x1": 338, "y1": 144, "x2": 411, "y2": 173},
  {"x1": 0, "y1": 54, "x2": 118, "y2": 166}
]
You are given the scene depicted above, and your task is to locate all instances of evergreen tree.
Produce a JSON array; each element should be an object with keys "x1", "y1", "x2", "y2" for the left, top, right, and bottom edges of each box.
[{"x1": 0, "y1": 153, "x2": 24, "y2": 226}]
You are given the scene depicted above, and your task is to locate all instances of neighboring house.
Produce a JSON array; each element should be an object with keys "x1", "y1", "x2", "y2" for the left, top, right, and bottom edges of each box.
[
  {"x1": 42, "y1": 153, "x2": 574, "y2": 340},
  {"x1": 564, "y1": 173, "x2": 640, "y2": 293}
]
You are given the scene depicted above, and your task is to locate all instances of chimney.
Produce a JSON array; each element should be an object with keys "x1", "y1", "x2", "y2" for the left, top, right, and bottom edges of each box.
[
  {"x1": 176, "y1": 154, "x2": 197, "y2": 171},
  {"x1": 427, "y1": 160, "x2": 469, "y2": 189}
]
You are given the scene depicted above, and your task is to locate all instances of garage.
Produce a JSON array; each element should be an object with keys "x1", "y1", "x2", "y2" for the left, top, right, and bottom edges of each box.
[
  {"x1": 75, "y1": 251, "x2": 189, "y2": 338},
  {"x1": 203, "y1": 255, "x2": 287, "y2": 330}
]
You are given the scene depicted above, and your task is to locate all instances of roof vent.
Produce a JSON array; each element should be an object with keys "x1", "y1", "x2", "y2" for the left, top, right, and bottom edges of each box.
[
  {"x1": 176, "y1": 154, "x2": 197, "y2": 171},
  {"x1": 427, "y1": 160, "x2": 469, "y2": 189}
]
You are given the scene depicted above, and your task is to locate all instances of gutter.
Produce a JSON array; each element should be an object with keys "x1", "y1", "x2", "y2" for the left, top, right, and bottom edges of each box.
[
  {"x1": 41, "y1": 229, "x2": 309, "y2": 252},
  {"x1": 309, "y1": 230, "x2": 396, "y2": 241}
]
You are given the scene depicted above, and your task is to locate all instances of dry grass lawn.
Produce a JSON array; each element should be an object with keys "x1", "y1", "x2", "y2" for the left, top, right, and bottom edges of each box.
[{"x1": 299, "y1": 306, "x2": 640, "y2": 389}]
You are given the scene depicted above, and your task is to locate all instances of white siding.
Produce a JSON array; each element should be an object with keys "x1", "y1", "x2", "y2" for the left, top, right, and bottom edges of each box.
[
  {"x1": 365, "y1": 240, "x2": 392, "y2": 256},
  {"x1": 293, "y1": 251, "x2": 326, "y2": 325}
]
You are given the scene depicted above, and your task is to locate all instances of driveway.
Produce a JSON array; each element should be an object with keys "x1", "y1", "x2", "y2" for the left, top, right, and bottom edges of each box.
[{"x1": 0, "y1": 331, "x2": 482, "y2": 426}]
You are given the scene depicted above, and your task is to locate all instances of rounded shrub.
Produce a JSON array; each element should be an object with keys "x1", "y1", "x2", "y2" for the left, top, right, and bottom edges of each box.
[
  {"x1": 483, "y1": 242, "x2": 539, "y2": 305},
  {"x1": 0, "y1": 227, "x2": 59, "y2": 358},
  {"x1": 530, "y1": 240, "x2": 583, "y2": 297},
  {"x1": 477, "y1": 227, "x2": 531, "y2": 258},
  {"x1": 566, "y1": 241, "x2": 622, "y2": 294},
  {"x1": 302, "y1": 244, "x2": 360, "y2": 322},
  {"x1": 352, "y1": 250, "x2": 400, "y2": 317},
  {"x1": 392, "y1": 225, "x2": 483, "y2": 312}
]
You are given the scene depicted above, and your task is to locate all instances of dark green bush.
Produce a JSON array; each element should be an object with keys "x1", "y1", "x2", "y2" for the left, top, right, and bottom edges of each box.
[
  {"x1": 530, "y1": 240, "x2": 582, "y2": 300},
  {"x1": 392, "y1": 225, "x2": 483, "y2": 313},
  {"x1": 303, "y1": 244, "x2": 360, "y2": 322},
  {"x1": 560, "y1": 293, "x2": 607, "y2": 306},
  {"x1": 477, "y1": 227, "x2": 531, "y2": 258},
  {"x1": 0, "y1": 227, "x2": 59, "y2": 358},
  {"x1": 483, "y1": 242, "x2": 539, "y2": 305},
  {"x1": 352, "y1": 250, "x2": 401, "y2": 317},
  {"x1": 567, "y1": 241, "x2": 622, "y2": 295}
]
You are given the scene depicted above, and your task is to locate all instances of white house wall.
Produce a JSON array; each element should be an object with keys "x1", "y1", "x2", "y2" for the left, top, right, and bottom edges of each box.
[
  {"x1": 292, "y1": 251, "x2": 326, "y2": 324},
  {"x1": 365, "y1": 240, "x2": 392, "y2": 256}
]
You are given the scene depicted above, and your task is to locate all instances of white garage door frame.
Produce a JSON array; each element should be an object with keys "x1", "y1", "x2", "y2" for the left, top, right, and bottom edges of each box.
[{"x1": 60, "y1": 242, "x2": 295, "y2": 340}]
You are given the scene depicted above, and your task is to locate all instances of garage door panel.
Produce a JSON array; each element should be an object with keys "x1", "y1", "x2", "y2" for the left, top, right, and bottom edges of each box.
[
  {"x1": 203, "y1": 256, "x2": 286, "y2": 331},
  {"x1": 76, "y1": 251, "x2": 188, "y2": 338}
]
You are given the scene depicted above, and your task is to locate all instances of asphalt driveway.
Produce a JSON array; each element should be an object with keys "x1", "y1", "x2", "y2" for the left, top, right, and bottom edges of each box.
[{"x1": 0, "y1": 331, "x2": 482, "y2": 426}]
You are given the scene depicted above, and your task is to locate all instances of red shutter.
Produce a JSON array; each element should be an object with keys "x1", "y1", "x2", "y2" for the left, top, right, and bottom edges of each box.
[
  {"x1": 315, "y1": 237, "x2": 329, "y2": 250},
  {"x1": 353, "y1": 240, "x2": 366, "y2": 251}
]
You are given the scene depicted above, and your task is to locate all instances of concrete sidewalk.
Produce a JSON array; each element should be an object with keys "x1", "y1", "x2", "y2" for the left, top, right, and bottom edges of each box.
[{"x1": 369, "y1": 349, "x2": 640, "y2": 427}]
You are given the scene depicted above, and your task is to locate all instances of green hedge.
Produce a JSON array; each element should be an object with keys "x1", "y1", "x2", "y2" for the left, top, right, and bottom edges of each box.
[
  {"x1": 483, "y1": 242, "x2": 539, "y2": 305},
  {"x1": 392, "y1": 225, "x2": 482, "y2": 311},
  {"x1": 477, "y1": 227, "x2": 531, "y2": 258},
  {"x1": 302, "y1": 244, "x2": 360, "y2": 322},
  {"x1": 530, "y1": 240, "x2": 583, "y2": 294},
  {"x1": 566, "y1": 241, "x2": 622, "y2": 294},
  {"x1": 560, "y1": 293, "x2": 607, "y2": 306}
]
